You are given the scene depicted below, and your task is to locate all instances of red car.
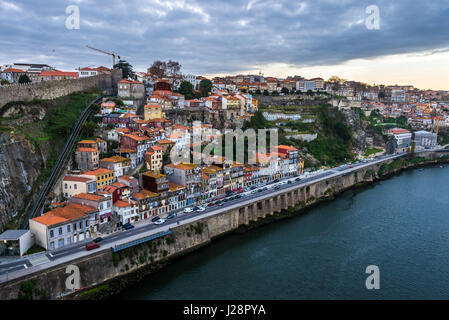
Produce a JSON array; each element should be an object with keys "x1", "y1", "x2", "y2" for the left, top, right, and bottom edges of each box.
[
  {"x1": 349, "y1": 165, "x2": 353, "y2": 168},
  {"x1": 85, "y1": 243, "x2": 100, "y2": 251}
]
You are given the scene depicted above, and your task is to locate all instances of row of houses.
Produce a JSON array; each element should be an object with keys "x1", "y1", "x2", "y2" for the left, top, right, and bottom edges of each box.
[
  {"x1": 31, "y1": 143, "x2": 303, "y2": 251},
  {"x1": 0, "y1": 63, "x2": 111, "y2": 84}
]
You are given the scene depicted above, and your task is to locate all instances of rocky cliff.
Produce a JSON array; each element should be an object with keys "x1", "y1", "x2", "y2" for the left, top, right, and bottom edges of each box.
[
  {"x1": 0, "y1": 92, "x2": 99, "y2": 231},
  {"x1": 0, "y1": 132, "x2": 48, "y2": 230}
]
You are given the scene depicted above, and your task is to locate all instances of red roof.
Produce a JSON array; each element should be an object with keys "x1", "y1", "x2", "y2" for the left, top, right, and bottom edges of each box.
[
  {"x1": 83, "y1": 168, "x2": 114, "y2": 176},
  {"x1": 72, "y1": 193, "x2": 105, "y2": 202},
  {"x1": 76, "y1": 147, "x2": 98, "y2": 153},
  {"x1": 3, "y1": 68, "x2": 25, "y2": 73},
  {"x1": 119, "y1": 79, "x2": 142, "y2": 84},
  {"x1": 40, "y1": 70, "x2": 79, "y2": 77},
  {"x1": 63, "y1": 176, "x2": 94, "y2": 183}
]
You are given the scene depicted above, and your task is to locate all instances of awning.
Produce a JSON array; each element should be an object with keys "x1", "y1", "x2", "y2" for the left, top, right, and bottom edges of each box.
[{"x1": 100, "y1": 211, "x2": 113, "y2": 219}]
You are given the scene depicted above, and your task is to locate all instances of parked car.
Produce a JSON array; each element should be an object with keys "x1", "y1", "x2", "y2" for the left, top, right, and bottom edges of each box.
[
  {"x1": 193, "y1": 206, "x2": 201, "y2": 211},
  {"x1": 167, "y1": 213, "x2": 176, "y2": 219},
  {"x1": 151, "y1": 216, "x2": 161, "y2": 222},
  {"x1": 85, "y1": 243, "x2": 100, "y2": 251},
  {"x1": 216, "y1": 201, "x2": 224, "y2": 206},
  {"x1": 287, "y1": 180, "x2": 292, "y2": 184},
  {"x1": 123, "y1": 223, "x2": 134, "y2": 230},
  {"x1": 274, "y1": 186, "x2": 281, "y2": 190},
  {"x1": 197, "y1": 206, "x2": 206, "y2": 211},
  {"x1": 295, "y1": 177, "x2": 301, "y2": 181},
  {"x1": 207, "y1": 202, "x2": 215, "y2": 207},
  {"x1": 349, "y1": 165, "x2": 353, "y2": 168},
  {"x1": 235, "y1": 194, "x2": 242, "y2": 199},
  {"x1": 154, "y1": 218, "x2": 166, "y2": 225},
  {"x1": 250, "y1": 186, "x2": 257, "y2": 190},
  {"x1": 93, "y1": 237, "x2": 103, "y2": 243},
  {"x1": 184, "y1": 207, "x2": 193, "y2": 213},
  {"x1": 251, "y1": 190, "x2": 258, "y2": 194}
]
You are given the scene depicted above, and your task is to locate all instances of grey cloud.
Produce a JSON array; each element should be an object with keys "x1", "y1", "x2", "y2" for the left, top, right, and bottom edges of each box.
[{"x1": 0, "y1": 0, "x2": 448, "y2": 74}]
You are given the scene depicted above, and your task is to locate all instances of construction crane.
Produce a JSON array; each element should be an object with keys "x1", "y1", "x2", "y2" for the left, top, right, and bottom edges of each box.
[
  {"x1": 85, "y1": 45, "x2": 121, "y2": 68},
  {"x1": 433, "y1": 115, "x2": 441, "y2": 136},
  {"x1": 430, "y1": 105, "x2": 441, "y2": 136}
]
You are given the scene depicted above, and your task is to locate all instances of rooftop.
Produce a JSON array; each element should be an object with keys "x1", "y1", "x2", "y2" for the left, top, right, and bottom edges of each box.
[
  {"x1": 32, "y1": 203, "x2": 95, "y2": 226},
  {"x1": 72, "y1": 193, "x2": 105, "y2": 202},
  {"x1": 0, "y1": 230, "x2": 30, "y2": 240},
  {"x1": 83, "y1": 168, "x2": 114, "y2": 176},
  {"x1": 63, "y1": 176, "x2": 94, "y2": 183}
]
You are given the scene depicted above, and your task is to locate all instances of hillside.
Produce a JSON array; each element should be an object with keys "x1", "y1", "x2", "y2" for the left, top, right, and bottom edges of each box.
[
  {"x1": 0, "y1": 90, "x2": 99, "y2": 231},
  {"x1": 248, "y1": 97, "x2": 385, "y2": 169}
]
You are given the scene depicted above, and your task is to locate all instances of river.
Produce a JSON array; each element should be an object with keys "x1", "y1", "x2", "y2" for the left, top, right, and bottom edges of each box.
[{"x1": 118, "y1": 165, "x2": 449, "y2": 299}]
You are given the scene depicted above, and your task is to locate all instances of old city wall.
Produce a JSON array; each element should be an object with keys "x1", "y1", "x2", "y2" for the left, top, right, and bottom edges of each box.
[{"x1": 0, "y1": 69, "x2": 122, "y2": 108}]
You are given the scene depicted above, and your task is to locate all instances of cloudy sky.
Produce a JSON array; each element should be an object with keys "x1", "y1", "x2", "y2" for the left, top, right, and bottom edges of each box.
[{"x1": 1, "y1": 0, "x2": 449, "y2": 89}]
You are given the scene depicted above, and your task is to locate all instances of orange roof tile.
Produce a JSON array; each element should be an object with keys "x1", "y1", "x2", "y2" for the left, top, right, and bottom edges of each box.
[
  {"x1": 32, "y1": 203, "x2": 95, "y2": 226},
  {"x1": 83, "y1": 168, "x2": 114, "y2": 176},
  {"x1": 76, "y1": 147, "x2": 98, "y2": 153},
  {"x1": 72, "y1": 193, "x2": 105, "y2": 202}
]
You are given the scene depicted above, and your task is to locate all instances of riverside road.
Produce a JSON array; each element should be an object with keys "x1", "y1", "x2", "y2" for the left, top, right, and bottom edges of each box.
[{"x1": 0, "y1": 150, "x2": 421, "y2": 283}]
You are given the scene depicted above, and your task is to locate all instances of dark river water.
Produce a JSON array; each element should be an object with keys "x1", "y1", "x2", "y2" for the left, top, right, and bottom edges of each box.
[{"x1": 118, "y1": 165, "x2": 449, "y2": 299}]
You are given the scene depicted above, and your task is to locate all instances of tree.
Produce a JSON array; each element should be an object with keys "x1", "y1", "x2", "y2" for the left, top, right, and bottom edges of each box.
[
  {"x1": 114, "y1": 60, "x2": 135, "y2": 79},
  {"x1": 179, "y1": 81, "x2": 195, "y2": 99},
  {"x1": 112, "y1": 98, "x2": 124, "y2": 106},
  {"x1": 255, "y1": 89, "x2": 261, "y2": 95},
  {"x1": 166, "y1": 60, "x2": 182, "y2": 77},
  {"x1": 148, "y1": 60, "x2": 166, "y2": 78},
  {"x1": 328, "y1": 75, "x2": 346, "y2": 91},
  {"x1": 263, "y1": 90, "x2": 269, "y2": 96},
  {"x1": 0, "y1": 79, "x2": 10, "y2": 85},
  {"x1": 199, "y1": 79, "x2": 212, "y2": 97},
  {"x1": 281, "y1": 87, "x2": 289, "y2": 95},
  {"x1": 18, "y1": 74, "x2": 31, "y2": 84}
]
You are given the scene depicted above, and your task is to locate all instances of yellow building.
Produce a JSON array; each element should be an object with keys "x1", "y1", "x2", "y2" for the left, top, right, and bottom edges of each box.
[
  {"x1": 251, "y1": 98, "x2": 258, "y2": 111},
  {"x1": 82, "y1": 168, "x2": 115, "y2": 190},
  {"x1": 226, "y1": 96, "x2": 241, "y2": 110},
  {"x1": 144, "y1": 145, "x2": 163, "y2": 172},
  {"x1": 144, "y1": 104, "x2": 164, "y2": 121}
]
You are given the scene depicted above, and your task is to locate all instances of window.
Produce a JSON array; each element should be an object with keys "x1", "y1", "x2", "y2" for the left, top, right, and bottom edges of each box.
[
  {"x1": 67, "y1": 225, "x2": 71, "y2": 233},
  {"x1": 79, "y1": 221, "x2": 82, "y2": 229},
  {"x1": 50, "y1": 230, "x2": 54, "y2": 238},
  {"x1": 64, "y1": 183, "x2": 67, "y2": 189},
  {"x1": 74, "y1": 184, "x2": 77, "y2": 190},
  {"x1": 73, "y1": 223, "x2": 77, "y2": 231},
  {"x1": 58, "y1": 239, "x2": 64, "y2": 248},
  {"x1": 59, "y1": 227, "x2": 62, "y2": 235},
  {"x1": 85, "y1": 220, "x2": 88, "y2": 227}
]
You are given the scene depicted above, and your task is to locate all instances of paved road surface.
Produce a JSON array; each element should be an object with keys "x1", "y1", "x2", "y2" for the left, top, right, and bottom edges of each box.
[{"x1": 1, "y1": 150, "x2": 435, "y2": 283}]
